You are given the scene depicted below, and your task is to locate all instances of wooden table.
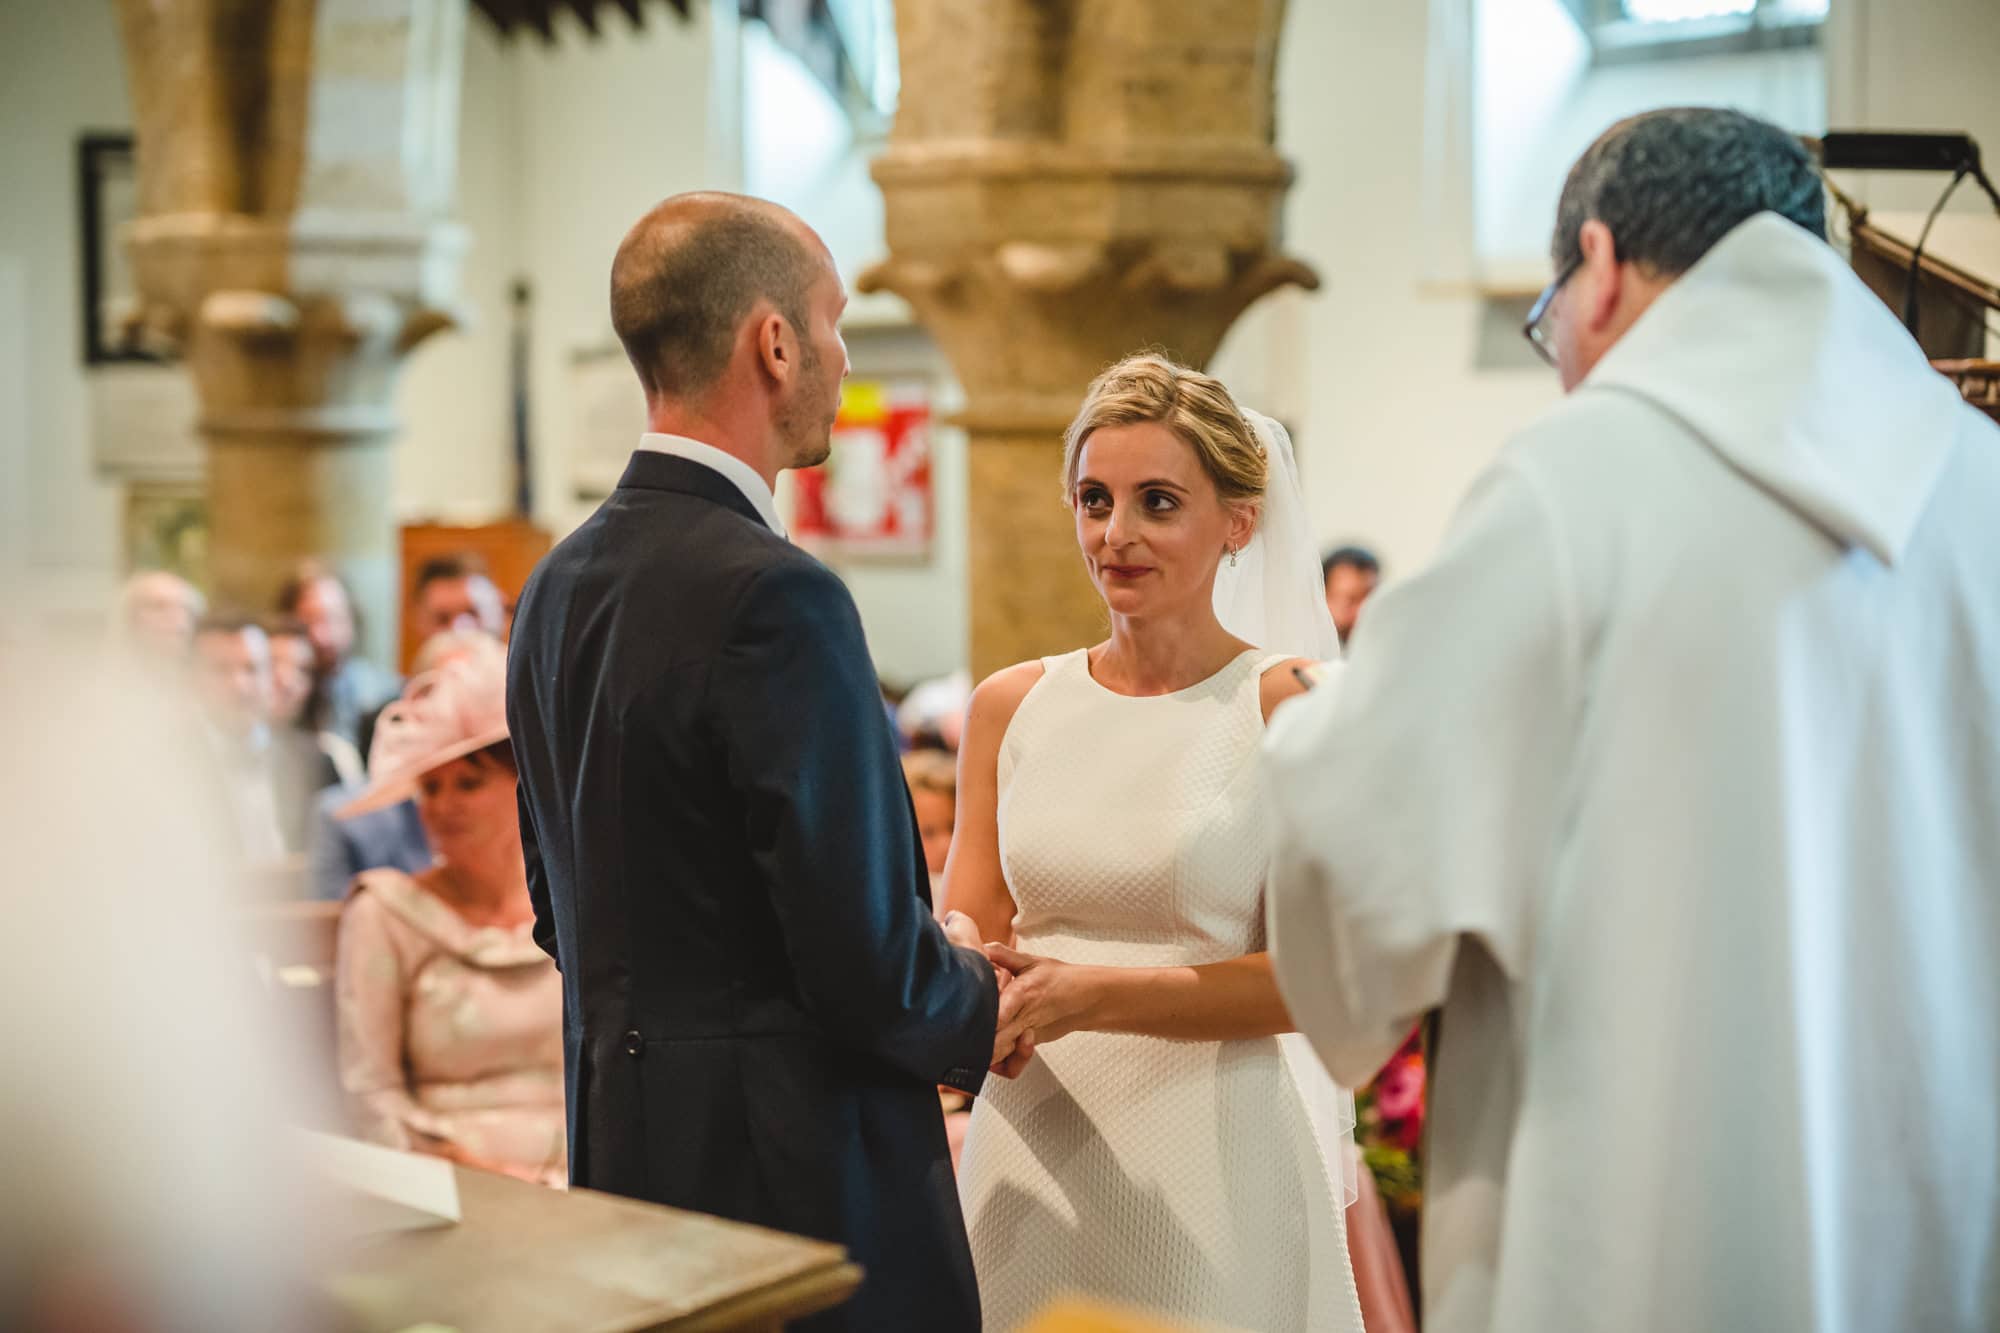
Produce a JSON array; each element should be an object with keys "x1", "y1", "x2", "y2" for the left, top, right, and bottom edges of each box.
[{"x1": 324, "y1": 1166, "x2": 862, "y2": 1332}]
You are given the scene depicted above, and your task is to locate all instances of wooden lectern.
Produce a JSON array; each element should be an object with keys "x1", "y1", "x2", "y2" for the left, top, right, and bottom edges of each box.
[
  {"x1": 1830, "y1": 179, "x2": 2000, "y2": 424},
  {"x1": 325, "y1": 1161, "x2": 861, "y2": 1331}
]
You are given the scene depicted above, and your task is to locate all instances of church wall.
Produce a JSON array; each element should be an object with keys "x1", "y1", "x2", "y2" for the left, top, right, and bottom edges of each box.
[
  {"x1": 0, "y1": 0, "x2": 137, "y2": 620},
  {"x1": 741, "y1": 22, "x2": 971, "y2": 685},
  {"x1": 1827, "y1": 0, "x2": 2000, "y2": 220},
  {"x1": 1473, "y1": 0, "x2": 1827, "y2": 276},
  {"x1": 1210, "y1": 0, "x2": 1560, "y2": 584},
  {"x1": 391, "y1": 15, "x2": 523, "y2": 530},
  {"x1": 508, "y1": 7, "x2": 724, "y2": 538}
]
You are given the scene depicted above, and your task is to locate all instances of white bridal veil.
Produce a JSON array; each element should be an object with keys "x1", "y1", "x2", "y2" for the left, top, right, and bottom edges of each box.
[
  {"x1": 1209, "y1": 404, "x2": 1359, "y2": 1206},
  {"x1": 1210, "y1": 410, "x2": 1343, "y2": 665},
  {"x1": 1208, "y1": 410, "x2": 1336, "y2": 664}
]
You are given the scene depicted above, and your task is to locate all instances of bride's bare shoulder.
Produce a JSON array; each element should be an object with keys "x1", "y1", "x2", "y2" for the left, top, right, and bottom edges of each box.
[{"x1": 968, "y1": 659, "x2": 1048, "y2": 731}]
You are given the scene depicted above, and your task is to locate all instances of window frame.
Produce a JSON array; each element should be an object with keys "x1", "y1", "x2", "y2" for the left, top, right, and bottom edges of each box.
[{"x1": 1559, "y1": 0, "x2": 1826, "y2": 65}]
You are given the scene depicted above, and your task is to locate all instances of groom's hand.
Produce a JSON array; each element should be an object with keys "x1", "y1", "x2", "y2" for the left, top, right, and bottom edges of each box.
[
  {"x1": 944, "y1": 912, "x2": 1038, "y2": 1078},
  {"x1": 991, "y1": 1028, "x2": 1036, "y2": 1079}
]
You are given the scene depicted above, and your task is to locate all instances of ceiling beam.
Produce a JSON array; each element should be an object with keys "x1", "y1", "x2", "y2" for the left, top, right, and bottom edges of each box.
[{"x1": 472, "y1": 0, "x2": 698, "y2": 44}]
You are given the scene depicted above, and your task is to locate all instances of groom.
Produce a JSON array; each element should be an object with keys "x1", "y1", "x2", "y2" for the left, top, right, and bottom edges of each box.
[{"x1": 507, "y1": 193, "x2": 1004, "y2": 1331}]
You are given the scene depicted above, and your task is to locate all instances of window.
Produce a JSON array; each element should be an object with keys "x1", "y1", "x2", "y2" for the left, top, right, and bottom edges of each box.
[
  {"x1": 1454, "y1": 0, "x2": 1828, "y2": 294},
  {"x1": 1622, "y1": 0, "x2": 1754, "y2": 21},
  {"x1": 1566, "y1": 0, "x2": 1827, "y2": 62}
]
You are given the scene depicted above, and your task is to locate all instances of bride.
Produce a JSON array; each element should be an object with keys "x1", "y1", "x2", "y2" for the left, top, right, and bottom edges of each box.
[{"x1": 947, "y1": 353, "x2": 1366, "y2": 1330}]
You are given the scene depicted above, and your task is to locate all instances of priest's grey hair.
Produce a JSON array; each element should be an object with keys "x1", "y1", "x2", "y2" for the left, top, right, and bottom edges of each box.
[{"x1": 1552, "y1": 107, "x2": 1826, "y2": 277}]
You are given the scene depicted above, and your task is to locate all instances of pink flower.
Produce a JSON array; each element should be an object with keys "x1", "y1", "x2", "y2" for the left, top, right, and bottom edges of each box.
[{"x1": 1374, "y1": 1055, "x2": 1426, "y2": 1123}]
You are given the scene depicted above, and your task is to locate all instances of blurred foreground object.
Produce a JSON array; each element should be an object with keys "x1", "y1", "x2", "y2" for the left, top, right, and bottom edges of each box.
[
  {"x1": 0, "y1": 638, "x2": 326, "y2": 1330},
  {"x1": 110, "y1": 570, "x2": 206, "y2": 668},
  {"x1": 1020, "y1": 1298, "x2": 1214, "y2": 1332}
]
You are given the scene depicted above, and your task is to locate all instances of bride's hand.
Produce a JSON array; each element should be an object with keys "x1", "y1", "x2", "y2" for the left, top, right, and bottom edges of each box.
[
  {"x1": 941, "y1": 910, "x2": 983, "y2": 952},
  {"x1": 987, "y1": 942, "x2": 1091, "y2": 1054}
]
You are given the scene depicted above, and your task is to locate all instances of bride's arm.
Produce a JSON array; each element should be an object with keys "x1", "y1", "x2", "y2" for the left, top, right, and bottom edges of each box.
[
  {"x1": 1260, "y1": 656, "x2": 1318, "y2": 720},
  {"x1": 984, "y1": 658, "x2": 1321, "y2": 1047},
  {"x1": 988, "y1": 947, "x2": 1296, "y2": 1045},
  {"x1": 938, "y1": 661, "x2": 1043, "y2": 950}
]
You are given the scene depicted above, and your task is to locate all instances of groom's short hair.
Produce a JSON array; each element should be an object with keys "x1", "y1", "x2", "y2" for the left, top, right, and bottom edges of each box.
[
  {"x1": 1552, "y1": 108, "x2": 1826, "y2": 279},
  {"x1": 610, "y1": 193, "x2": 825, "y2": 403}
]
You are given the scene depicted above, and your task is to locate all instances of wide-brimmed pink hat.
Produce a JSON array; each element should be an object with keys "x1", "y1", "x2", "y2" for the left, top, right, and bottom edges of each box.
[{"x1": 337, "y1": 637, "x2": 509, "y2": 818}]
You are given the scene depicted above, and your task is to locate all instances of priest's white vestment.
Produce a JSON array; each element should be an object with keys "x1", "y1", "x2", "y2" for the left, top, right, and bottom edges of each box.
[{"x1": 1264, "y1": 214, "x2": 2000, "y2": 1333}]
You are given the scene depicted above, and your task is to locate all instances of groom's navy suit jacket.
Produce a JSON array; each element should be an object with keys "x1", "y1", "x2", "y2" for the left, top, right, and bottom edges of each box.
[{"x1": 506, "y1": 450, "x2": 996, "y2": 1331}]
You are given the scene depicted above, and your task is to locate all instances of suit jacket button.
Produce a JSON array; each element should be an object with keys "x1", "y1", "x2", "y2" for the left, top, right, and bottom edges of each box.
[{"x1": 624, "y1": 1030, "x2": 644, "y2": 1057}]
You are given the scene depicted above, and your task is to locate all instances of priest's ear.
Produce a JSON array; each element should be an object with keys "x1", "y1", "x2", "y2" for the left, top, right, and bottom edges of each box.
[{"x1": 1574, "y1": 219, "x2": 1626, "y2": 337}]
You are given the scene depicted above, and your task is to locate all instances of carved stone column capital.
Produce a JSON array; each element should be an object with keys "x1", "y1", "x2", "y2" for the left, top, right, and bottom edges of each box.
[
  {"x1": 869, "y1": 0, "x2": 1315, "y2": 675},
  {"x1": 114, "y1": 0, "x2": 467, "y2": 655}
]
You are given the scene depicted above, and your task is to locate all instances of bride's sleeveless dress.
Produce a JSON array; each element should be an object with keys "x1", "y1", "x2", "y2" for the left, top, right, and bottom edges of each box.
[{"x1": 958, "y1": 648, "x2": 1364, "y2": 1332}]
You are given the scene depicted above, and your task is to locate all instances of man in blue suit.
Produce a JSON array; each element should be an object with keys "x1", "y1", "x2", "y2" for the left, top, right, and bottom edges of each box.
[{"x1": 507, "y1": 193, "x2": 1010, "y2": 1331}]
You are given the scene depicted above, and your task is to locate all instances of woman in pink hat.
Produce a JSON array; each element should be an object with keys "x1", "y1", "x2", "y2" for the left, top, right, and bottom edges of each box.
[{"x1": 332, "y1": 639, "x2": 565, "y2": 1186}]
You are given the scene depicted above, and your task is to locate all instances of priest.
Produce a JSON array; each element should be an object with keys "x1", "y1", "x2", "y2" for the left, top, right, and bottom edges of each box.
[{"x1": 1264, "y1": 107, "x2": 2000, "y2": 1333}]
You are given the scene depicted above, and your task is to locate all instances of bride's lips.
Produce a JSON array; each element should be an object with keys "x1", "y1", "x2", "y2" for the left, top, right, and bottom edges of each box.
[{"x1": 1102, "y1": 565, "x2": 1153, "y2": 580}]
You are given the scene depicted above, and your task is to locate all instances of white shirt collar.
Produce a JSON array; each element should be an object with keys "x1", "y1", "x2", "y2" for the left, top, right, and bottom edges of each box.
[{"x1": 636, "y1": 433, "x2": 787, "y2": 538}]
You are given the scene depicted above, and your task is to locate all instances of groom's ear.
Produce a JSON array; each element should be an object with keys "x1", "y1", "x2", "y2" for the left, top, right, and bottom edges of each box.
[{"x1": 753, "y1": 307, "x2": 795, "y2": 388}]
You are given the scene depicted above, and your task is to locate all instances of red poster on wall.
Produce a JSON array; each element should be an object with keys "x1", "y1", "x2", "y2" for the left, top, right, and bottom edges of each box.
[{"x1": 791, "y1": 380, "x2": 933, "y2": 556}]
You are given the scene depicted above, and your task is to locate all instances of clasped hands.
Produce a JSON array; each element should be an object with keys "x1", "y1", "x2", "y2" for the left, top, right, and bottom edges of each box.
[{"x1": 943, "y1": 912, "x2": 1088, "y2": 1081}]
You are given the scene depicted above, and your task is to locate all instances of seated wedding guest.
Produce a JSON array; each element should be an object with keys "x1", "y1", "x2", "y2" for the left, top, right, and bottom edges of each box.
[
  {"x1": 333, "y1": 638, "x2": 565, "y2": 1186},
  {"x1": 276, "y1": 560, "x2": 400, "y2": 749},
  {"x1": 410, "y1": 552, "x2": 507, "y2": 642},
  {"x1": 306, "y1": 777, "x2": 429, "y2": 902},
  {"x1": 896, "y1": 668, "x2": 971, "y2": 751},
  {"x1": 902, "y1": 747, "x2": 958, "y2": 905},
  {"x1": 902, "y1": 747, "x2": 977, "y2": 1167},
  {"x1": 266, "y1": 617, "x2": 316, "y2": 731},
  {"x1": 267, "y1": 616, "x2": 364, "y2": 786},
  {"x1": 305, "y1": 629, "x2": 494, "y2": 901},
  {"x1": 192, "y1": 615, "x2": 331, "y2": 860},
  {"x1": 1320, "y1": 545, "x2": 1379, "y2": 646},
  {"x1": 111, "y1": 568, "x2": 205, "y2": 668},
  {"x1": 1265, "y1": 108, "x2": 2000, "y2": 1333}
]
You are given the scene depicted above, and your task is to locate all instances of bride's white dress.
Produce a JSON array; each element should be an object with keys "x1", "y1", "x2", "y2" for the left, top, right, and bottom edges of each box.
[{"x1": 959, "y1": 647, "x2": 1364, "y2": 1332}]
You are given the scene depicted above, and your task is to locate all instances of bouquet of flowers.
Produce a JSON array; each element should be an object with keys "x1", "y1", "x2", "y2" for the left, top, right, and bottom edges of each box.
[{"x1": 1355, "y1": 1028, "x2": 1425, "y2": 1213}]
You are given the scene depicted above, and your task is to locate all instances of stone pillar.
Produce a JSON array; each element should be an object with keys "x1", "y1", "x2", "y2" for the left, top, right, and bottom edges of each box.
[
  {"x1": 862, "y1": 0, "x2": 1316, "y2": 679},
  {"x1": 115, "y1": 0, "x2": 465, "y2": 662}
]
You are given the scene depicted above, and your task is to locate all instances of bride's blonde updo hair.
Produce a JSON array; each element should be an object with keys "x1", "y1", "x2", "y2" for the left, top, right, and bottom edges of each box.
[{"x1": 1061, "y1": 353, "x2": 1267, "y2": 505}]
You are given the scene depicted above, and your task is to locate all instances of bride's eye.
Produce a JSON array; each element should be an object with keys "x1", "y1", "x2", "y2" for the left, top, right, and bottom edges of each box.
[
  {"x1": 1144, "y1": 490, "x2": 1179, "y2": 514},
  {"x1": 1078, "y1": 487, "x2": 1110, "y2": 513}
]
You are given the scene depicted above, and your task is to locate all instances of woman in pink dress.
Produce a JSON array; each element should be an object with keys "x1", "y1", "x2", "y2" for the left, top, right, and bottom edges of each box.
[{"x1": 332, "y1": 640, "x2": 566, "y2": 1186}]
